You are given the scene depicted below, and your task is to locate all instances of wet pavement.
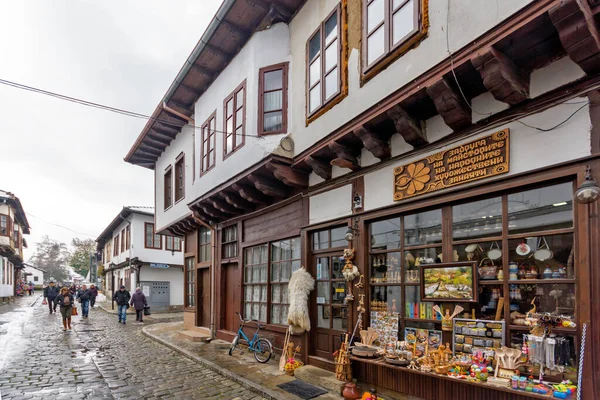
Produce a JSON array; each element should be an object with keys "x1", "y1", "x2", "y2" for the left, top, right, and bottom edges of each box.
[{"x1": 0, "y1": 295, "x2": 265, "y2": 399}]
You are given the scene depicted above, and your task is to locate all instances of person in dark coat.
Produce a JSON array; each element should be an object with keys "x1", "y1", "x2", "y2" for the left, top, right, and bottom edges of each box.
[
  {"x1": 89, "y1": 284, "x2": 98, "y2": 308},
  {"x1": 43, "y1": 280, "x2": 60, "y2": 314},
  {"x1": 55, "y1": 287, "x2": 74, "y2": 331},
  {"x1": 130, "y1": 287, "x2": 148, "y2": 323},
  {"x1": 113, "y1": 285, "x2": 131, "y2": 324},
  {"x1": 76, "y1": 284, "x2": 92, "y2": 318},
  {"x1": 69, "y1": 284, "x2": 77, "y2": 296}
]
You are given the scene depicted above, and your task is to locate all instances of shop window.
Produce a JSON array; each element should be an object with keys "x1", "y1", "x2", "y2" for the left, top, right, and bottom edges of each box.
[
  {"x1": 307, "y1": 5, "x2": 341, "y2": 116},
  {"x1": 198, "y1": 227, "x2": 211, "y2": 263},
  {"x1": 224, "y1": 81, "x2": 245, "y2": 156},
  {"x1": 244, "y1": 244, "x2": 268, "y2": 322},
  {"x1": 258, "y1": 63, "x2": 288, "y2": 135},
  {"x1": 312, "y1": 226, "x2": 347, "y2": 250},
  {"x1": 270, "y1": 238, "x2": 301, "y2": 325},
  {"x1": 185, "y1": 256, "x2": 195, "y2": 307},
  {"x1": 222, "y1": 225, "x2": 238, "y2": 259}
]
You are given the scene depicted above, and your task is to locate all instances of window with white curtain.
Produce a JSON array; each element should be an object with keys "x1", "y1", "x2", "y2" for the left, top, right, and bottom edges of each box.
[
  {"x1": 258, "y1": 63, "x2": 288, "y2": 135},
  {"x1": 307, "y1": 5, "x2": 341, "y2": 115}
]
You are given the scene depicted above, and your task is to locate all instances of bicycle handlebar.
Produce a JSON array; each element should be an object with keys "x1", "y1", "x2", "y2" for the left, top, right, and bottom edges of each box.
[{"x1": 235, "y1": 311, "x2": 262, "y2": 326}]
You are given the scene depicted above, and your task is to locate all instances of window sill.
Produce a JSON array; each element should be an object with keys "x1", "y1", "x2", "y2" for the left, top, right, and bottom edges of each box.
[
  {"x1": 306, "y1": 91, "x2": 347, "y2": 126},
  {"x1": 164, "y1": 205, "x2": 173, "y2": 212},
  {"x1": 174, "y1": 196, "x2": 185, "y2": 206},
  {"x1": 223, "y1": 144, "x2": 245, "y2": 161},
  {"x1": 200, "y1": 165, "x2": 215, "y2": 177},
  {"x1": 258, "y1": 128, "x2": 287, "y2": 136}
]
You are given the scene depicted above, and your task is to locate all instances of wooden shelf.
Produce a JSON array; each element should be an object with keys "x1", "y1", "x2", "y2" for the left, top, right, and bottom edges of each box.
[
  {"x1": 508, "y1": 279, "x2": 575, "y2": 284},
  {"x1": 404, "y1": 318, "x2": 441, "y2": 323},
  {"x1": 479, "y1": 280, "x2": 504, "y2": 285},
  {"x1": 369, "y1": 282, "x2": 402, "y2": 286},
  {"x1": 508, "y1": 325, "x2": 577, "y2": 333}
]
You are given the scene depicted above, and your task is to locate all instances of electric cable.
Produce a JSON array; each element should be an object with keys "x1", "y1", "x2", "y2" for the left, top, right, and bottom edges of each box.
[
  {"x1": 25, "y1": 212, "x2": 97, "y2": 238},
  {"x1": 0, "y1": 78, "x2": 264, "y2": 139}
]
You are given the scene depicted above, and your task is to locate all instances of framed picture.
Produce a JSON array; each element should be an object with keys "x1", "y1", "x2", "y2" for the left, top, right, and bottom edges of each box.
[
  {"x1": 322, "y1": 306, "x2": 331, "y2": 319},
  {"x1": 420, "y1": 262, "x2": 477, "y2": 302}
]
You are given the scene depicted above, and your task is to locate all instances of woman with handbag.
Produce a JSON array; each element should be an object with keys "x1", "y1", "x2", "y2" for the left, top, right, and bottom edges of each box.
[
  {"x1": 130, "y1": 287, "x2": 148, "y2": 324},
  {"x1": 55, "y1": 287, "x2": 75, "y2": 331}
]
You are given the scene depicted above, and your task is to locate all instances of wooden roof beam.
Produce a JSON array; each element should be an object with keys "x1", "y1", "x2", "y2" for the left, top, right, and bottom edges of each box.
[
  {"x1": 353, "y1": 125, "x2": 391, "y2": 160},
  {"x1": 222, "y1": 19, "x2": 251, "y2": 38},
  {"x1": 426, "y1": 78, "x2": 472, "y2": 132},
  {"x1": 304, "y1": 156, "x2": 332, "y2": 180},
  {"x1": 190, "y1": 64, "x2": 217, "y2": 78},
  {"x1": 138, "y1": 145, "x2": 162, "y2": 156},
  {"x1": 211, "y1": 198, "x2": 239, "y2": 215},
  {"x1": 266, "y1": 162, "x2": 309, "y2": 187},
  {"x1": 205, "y1": 44, "x2": 234, "y2": 59},
  {"x1": 328, "y1": 142, "x2": 360, "y2": 171},
  {"x1": 147, "y1": 133, "x2": 171, "y2": 145},
  {"x1": 198, "y1": 203, "x2": 229, "y2": 220},
  {"x1": 247, "y1": 174, "x2": 287, "y2": 198},
  {"x1": 472, "y1": 46, "x2": 530, "y2": 105},
  {"x1": 386, "y1": 105, "x2": 427, "y2": 148},
  {"x1": 191, "y1": 208, "x2": 216, "y2": 226},
  {"x1": 153, "y1": 122, "x2": 179, "y2": 136},
  {"x1": 222, "y1": 192, "x2": 255, "y2": 211},
  {"x1": 179, "y1": 84, "x2": 202, "y2": 98},
  {"x1": 232, "y1": 183, "x2": 271, "y2": 204},
  {"x1": 549, "y1": 0, "x2": 600, "y2": 75}
]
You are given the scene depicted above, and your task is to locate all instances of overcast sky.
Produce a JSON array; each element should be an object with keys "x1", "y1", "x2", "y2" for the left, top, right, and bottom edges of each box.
[{"x1": 0, "y1": 0, "x2": 221, "y2": 261}]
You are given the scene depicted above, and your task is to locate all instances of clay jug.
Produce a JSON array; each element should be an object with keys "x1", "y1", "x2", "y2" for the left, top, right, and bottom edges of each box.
[{"x1": 342, "y1": 383, "x2": 361, "y2": 400}]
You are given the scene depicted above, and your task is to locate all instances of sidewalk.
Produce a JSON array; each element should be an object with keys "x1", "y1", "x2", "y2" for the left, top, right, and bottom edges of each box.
[
  {"x1": 141, "y1": 321, "x2": 343, "y2": 400},
  {"x1": 96, "y1": 299, "x2": 183, "y2": 322}
]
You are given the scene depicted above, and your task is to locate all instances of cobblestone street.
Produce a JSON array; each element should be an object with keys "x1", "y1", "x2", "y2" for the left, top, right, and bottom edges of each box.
[{"x1": 0, "y1": 295, "x2": 263, "y2": 399}]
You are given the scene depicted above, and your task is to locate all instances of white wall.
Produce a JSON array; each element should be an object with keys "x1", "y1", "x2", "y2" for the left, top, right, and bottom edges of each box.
[
  {"x1": 154, "y1": 23, "x2": 292, "y2": 232},
  {"x1": 130, "y1": 213, "x2": 184, "y2": 265},
  {"x1": 0, "y1": 257, "x2": 13, "y2": 297},
  {"x1": 23, "y1": 266, "x2": 44, "y2": 285},
  {"x1": 364, "y1": 98, "x2": 592, "y2": 211},
  {"x1": 288, "y1": 0, "x2": 534, "y2": 154},
  {"x1": 139, "y1": 265, "x2": 184, "y2": 306},
  {"x1": 309, "y1": 184, "x2": 353, "y2": 224}
]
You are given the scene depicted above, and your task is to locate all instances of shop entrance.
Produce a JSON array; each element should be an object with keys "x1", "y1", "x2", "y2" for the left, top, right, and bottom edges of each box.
[
  {"x1": 311, "y1": 253, "x2": 348, "y2": 360},
  {"x1": 196, "y1": 267, "x2": 211, "y2": 328},
  {"x1": 222, "y1": 262, "x2": 240, "y2": 333}
]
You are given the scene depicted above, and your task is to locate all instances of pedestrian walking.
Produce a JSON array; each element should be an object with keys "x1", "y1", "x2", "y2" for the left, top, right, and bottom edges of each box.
[
  {"x1": 69, "y1": 284, "x2": 77, "y2": 296},
  {"x1": 113, "y1": 285, "x2": 131, "y2": 324},
  {"x1": 28, "y1": 281, "x2": 34, "y2": 295},
  {"x1": 43, "y1": 280, "x2": 59, "y2": 314},
  {"x1": 76, "y1": 284, "x2": 92, "y2": 318},
  {"x1": 55, "y1": 287, "x2": 74, "y2": 331},
  {"x1": 130, "y1": 287, "x2": 148, "y2": 324},
  {"x1": 89, "y1": 284, "x2": 98, "y2": 308}
]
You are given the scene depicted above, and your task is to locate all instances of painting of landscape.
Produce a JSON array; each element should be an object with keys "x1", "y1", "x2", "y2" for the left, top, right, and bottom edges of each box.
[{"x1": 421, "y1": 263, "x2": 476, "y2": 302}]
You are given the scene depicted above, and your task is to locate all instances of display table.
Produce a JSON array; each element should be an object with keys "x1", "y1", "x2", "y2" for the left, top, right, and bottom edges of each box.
[{"x1": 349, "y1": 356, "x2": 557, "y2": 400}]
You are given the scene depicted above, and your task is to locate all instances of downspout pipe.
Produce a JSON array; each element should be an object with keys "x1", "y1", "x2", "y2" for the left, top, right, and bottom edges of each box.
[{"x1": 163, "y1": 0, "x2": 237, "y2": 104}]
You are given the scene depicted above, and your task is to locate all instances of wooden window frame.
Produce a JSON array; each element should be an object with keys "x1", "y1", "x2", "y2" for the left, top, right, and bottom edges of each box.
[
  {"x1": 175, "y1": 153, "x2": 185, "y2": 203},
  {"x1": 144, "y1": 222, "x2": 162, "y2": 250},
  {"x1": 306, "y1": 5, "x2": 342, "y2": 120},
  {"x1": 361, "y1": 0, "x2": 428, "y2": 82},
  {"x1": 120, "y1": 228, "x2": 126, "y2": 253},
  {"x1": 166, "y1": 236, "x2": 182, "y2": 252},
  {"x1": 223, "y1": 80, "x2": 246, "y2": 158},
  {"x1": 185, "y1": 256, "x2": 196, "y2": 308},
  {"x1": 0, "y1": 214, "x2": 12, "y2": 237},
  {"x1": 12, "y1": 228, "x2": 20, "y2": 250},
  {"x1": 198, "y1": 226, "x2": 211, "y2": 264},
  {"x1": 113, "y1": 235, "x2": 120, "y2": 256},
  {"x1": 126, "y1": 225, "x2": 131, "y2": 250},
  {"x1": 258, "y1": 63, "x2": 289, "y2": 135},
  {"x1": 221, "y1": 225, "x2": 238, "y2": 259},
  {"x1": 164, "y1": 165, "x2": 173, "y2": 210},
  {"x1": 200, "y1": 111, "x2": 217, "y2": 175}
]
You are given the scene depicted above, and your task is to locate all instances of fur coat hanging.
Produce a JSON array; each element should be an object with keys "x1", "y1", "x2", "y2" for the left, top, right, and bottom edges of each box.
[{"x1": 287, "y1": 267, "x2": 315, "y2": 335}]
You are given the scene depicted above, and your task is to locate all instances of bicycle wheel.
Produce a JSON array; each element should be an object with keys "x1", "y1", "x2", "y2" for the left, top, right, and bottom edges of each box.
[
  {"x1": 228, "y1": 335, "x2": 239, "y2": 356},
  {"x1": 253, "y1": 338, "x2": 273, "y2": 363}
]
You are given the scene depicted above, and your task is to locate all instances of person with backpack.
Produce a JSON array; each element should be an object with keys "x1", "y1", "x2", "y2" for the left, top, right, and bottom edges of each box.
[
  {"x1": 55, "y1": 287, "x2": 74, "y2": 331},
  {"x1": 76, "y1": 284, "x2": 92, "y2": 318},
  {"x1": 89, "y1": 284, "x2": 98, "y2": 308},
  {"x1": 113, "y1": 285, "x2": 131, "y2": 324},
  {"x1": 130, "y1": 287, "x2": 148, "y2": 324},
  {"x1": 43, "y1": 279, "x2": 60, "y2": 314}
]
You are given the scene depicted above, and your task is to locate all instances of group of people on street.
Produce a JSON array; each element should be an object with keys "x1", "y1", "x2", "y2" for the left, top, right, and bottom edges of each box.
[{"x1": 42, "y1": 279, "x2": 148, "y2": 330}]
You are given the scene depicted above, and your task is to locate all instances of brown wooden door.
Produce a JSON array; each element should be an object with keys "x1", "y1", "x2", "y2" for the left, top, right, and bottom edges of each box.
[
  {"x1": 311, "y1": 253, "x2": 348, "y2": 360},
  {"x1": 197, "y1": 268, "x2": 211, "y2": 328},
  {"x1": 223, "y1": 263, "x2": 240, "y2": 332}
]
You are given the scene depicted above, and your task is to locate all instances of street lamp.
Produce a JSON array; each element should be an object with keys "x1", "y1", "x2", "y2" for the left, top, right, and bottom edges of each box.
[{"x1": 575, "y1": 165, "x2": 600, "y2": 204}]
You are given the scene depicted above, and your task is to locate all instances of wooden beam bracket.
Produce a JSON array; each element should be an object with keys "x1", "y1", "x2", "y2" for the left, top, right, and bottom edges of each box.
[
  {"x1": 426, "y1": 78, "x2": 472, "y2": 132},
  {"x1": 386, "y1": 105, "x2": 428, "y2": 147},
  {"x1": 353, "y1": 125, "x2": 391, "y2": 160},
  {"x1": 328, "y1": 142, "x2": 360, "y2": 171},
  {"x1": 266, "y1": 162, "x2": 309, "y2": 187},
  {"x1": 304, "y1": 156, "x2": 332, "y2": 180},
  {"x1": 247, "y1": 174, "x2": 287, "y2": 198}
]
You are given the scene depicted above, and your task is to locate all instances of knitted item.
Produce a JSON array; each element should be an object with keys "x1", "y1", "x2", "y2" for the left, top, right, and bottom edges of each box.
[{"x1": 287, "y1": 267, "x2": 315, "y2": 335}]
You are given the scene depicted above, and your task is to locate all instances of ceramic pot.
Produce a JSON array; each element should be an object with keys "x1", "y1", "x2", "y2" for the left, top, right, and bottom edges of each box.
[
  {"x1": 342, "y1": 383, "x2": 361, "y2": 400},
  {"x1": 543, "y1": 267, "x2": 553, "y2": 279}
]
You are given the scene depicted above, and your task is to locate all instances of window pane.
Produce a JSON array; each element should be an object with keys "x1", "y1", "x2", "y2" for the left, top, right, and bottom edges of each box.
[
  {"x1": 317, "y1": 257, "x2": 330, "y2": 280},
  {"x1": 317, "y1": 281, "x2": 330, "y2": 303},
  {"x1": 271, "y1": 242, "x2": 281, "y2": 261},
  {"x1": 264, "y1": 69, "x2": 283, "y2": 91},
  {"x1": 392, "y1": 0, "x2": 415, "y2": 46},
  {"x1": 282, "y1": 285, "x2": 289, "y2": 304},
  {"x1": 236, "y1": 89, "x2": 244, "y2": 107},
  {"x1": 313, "y1": 230, "x2": 329, "y2": 250},
  {"x1": 367, "y1": 0, "x2": 385, "y2": 33},
  {"x1": 507, "y1": 183, "x2": 573, "y2": 233},
  {"x1": 325, "y1": 40, "x2": 338, "y2": 72},
  {"x1": 264, "y1": 111, "x2": 283, "y2": 132},
  {"x1": 371, "y1": 218, "x2": 401, "y2": 250},
  {"x1": 309, "y1": 58, "x2": 321, "y2": 87},
  {"x1": 264, "y1": 91, "x2": 282, "y2": 112},
  {"x1": 292, "y1": 238, "x2": 301, "y2": 259},
  {"x1": 404, "y1": 209, "x2": 442, "y2": 246},
  {"x1": 226, "y1": 135, "x2": 233, "y2": 154},
  {"x1": 309, "y1": 32, "x2": 321, "y2": 61},
  {"x1": 271, "y1": 263, "x2": 280, "y2": 282},
  {"x1": 226, "y1": 99, "x2": 233, "y2": 116},
  {"x1": 272, "y1": 285, "x2": 281, "y2": 303},
  {"x1": 453, "y1": 197, "x2": 502, "y2": 240},
  {"x1": 226, "y1": 118, "x2": 233, "y2": 134},
  {"x1": 368, "y1": 26, "x2": 385, "y2": 65},
  {"x1": 261, "y1": 285, "x2": 267, "y2": 302},
  {"x1": 310, "y1": 84, "x2": 321, "y2": 113},
  {"x1": 325, "y1": 67, "x2": 338, "y2": 100},
  {"x1": 260, "y1": 304, "x2": 267, "y2": 322},
  {"x1": 245, "y1": 303, "x2": 251, "y2": 320},
  {"x1": 236, "y1": 109, "x2": 243, "y2": 128},
  {"x1": 252, "y1": 303, "x2": 259, "y2": 320},
  {"x1": 271, "y1": 305, "x2": 281, "y2": 324},
  {"x1": 260, "y1": 265, "x2": 268, "y2": 283},
  {"x1": 330, "y1": 227, "x2": 347, "y2": 248},
  {"x1": 324, "y1": 12, "x2": 338, "y2": 44}
]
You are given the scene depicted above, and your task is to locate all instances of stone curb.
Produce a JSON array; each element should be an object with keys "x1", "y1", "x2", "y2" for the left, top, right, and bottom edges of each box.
[{"x1": 140, "y1": 325, "x2": 283, "y2": 400}]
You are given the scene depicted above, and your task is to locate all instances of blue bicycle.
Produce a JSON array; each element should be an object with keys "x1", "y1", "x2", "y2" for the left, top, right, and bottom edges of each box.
[{"x1": 228, "y1": 311, "x2": 273, "y2": 363}]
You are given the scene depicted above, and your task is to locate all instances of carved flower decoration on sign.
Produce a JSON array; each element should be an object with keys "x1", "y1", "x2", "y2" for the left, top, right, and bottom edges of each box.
[{"x1": 395, "y1": 162, "x2": 431, "y2": 195}]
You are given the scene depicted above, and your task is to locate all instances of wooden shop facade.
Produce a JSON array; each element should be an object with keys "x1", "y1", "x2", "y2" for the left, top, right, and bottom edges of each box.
[{"x1": 125, "y1": 0, "x2": 600, "y2": 399}]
